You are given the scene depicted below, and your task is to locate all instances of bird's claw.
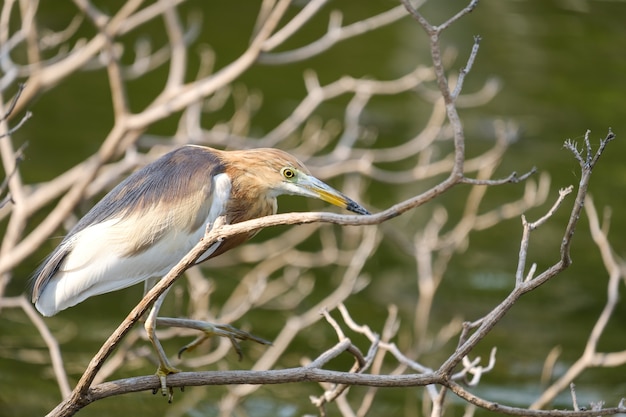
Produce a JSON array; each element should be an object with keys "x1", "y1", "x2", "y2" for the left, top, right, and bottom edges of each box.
[
  {"x1": 154, "y1": 363, "x2": 181, "y2": 402},
  {"x1": 178, "y1": 323, "x2": 271, "y2": 360}
]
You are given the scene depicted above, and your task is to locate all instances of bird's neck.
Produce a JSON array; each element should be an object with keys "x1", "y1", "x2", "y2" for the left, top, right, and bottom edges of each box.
[{"x1": 227, "y1": 172, "x2": 277, "y2": 224}]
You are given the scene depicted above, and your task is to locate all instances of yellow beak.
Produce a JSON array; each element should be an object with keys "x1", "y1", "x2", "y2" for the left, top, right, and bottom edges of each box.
[{"x1": 299, "y1": 175, "x2": 370, "y2": 215}]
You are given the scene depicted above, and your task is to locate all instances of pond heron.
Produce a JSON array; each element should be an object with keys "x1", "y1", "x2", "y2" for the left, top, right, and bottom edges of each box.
[{"x1": 31, "y1": 145, "x2": 369, "y2": 397}]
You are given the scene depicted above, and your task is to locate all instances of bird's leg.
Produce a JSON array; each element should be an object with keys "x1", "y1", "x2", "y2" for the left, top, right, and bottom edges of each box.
[
  {"x1": 155, "y1": 317, "x2": 271, "y2": 360},
  {"x1": 144, "y1": 288, "x2": 181, "y2": 402}
]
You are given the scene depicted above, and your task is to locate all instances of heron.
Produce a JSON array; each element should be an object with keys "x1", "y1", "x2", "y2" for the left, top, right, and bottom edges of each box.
[{"x1": 31, "y1": 144, "x2": 369, "y2": 397}]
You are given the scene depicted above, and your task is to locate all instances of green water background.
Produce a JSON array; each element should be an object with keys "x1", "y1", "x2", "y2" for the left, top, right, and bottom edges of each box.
[{"x1": 1, "y1": 0, "x2": 625, "y2": 415}]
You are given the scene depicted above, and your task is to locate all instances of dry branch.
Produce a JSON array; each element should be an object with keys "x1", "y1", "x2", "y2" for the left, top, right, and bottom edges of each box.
[{"x1": 1, "y1": 2, "x2": 623, "y2": 417}]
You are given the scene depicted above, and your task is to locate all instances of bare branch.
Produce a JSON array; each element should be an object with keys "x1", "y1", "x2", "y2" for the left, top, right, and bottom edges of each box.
[
  {"x1": 260, "y1": 5, "x2": 412, "y2": 64},
  {"x1": 3, "y1": 2, "x2": 620, "y2": 416},
  {"x1": 451, "y1": 35, "x2": 481, "y2": 100}
]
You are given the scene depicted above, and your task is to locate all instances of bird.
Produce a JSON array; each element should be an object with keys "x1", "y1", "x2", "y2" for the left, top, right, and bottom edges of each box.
[{"x1": 31, "y1": 144, "x2": 369, "y2": 398}]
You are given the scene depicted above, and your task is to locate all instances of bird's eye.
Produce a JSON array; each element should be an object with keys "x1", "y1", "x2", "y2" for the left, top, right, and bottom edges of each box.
[{"x1": 281, "y1": 168, "x2": 296, "y2": 179}]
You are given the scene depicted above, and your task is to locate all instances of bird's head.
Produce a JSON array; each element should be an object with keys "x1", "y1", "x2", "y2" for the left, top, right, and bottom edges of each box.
[{"x1": 228, "y1": 148, "x2": 370, "y2": 215}]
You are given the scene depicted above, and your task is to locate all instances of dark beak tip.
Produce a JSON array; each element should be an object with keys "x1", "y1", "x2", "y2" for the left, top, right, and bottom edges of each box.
[{"x1": 346, "y1": 201, "x2": 371, "y2": 216}]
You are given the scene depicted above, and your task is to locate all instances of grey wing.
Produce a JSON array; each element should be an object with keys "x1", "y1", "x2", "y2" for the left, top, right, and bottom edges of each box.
[{"x1": 30, "y1": 146, "x2": 226, "y2": 316}]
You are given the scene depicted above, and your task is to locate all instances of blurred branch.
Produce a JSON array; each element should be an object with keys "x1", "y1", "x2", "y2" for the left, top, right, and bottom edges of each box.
[
  {"x1": 0, "y1": 295, "x2": 71, "y2": 397},
  {"x1": 530, "y1": 193, "x2": 626, "y2": 409},
  {"x1": 260, "y1": 4, "x2": 414, "y2": 64}
]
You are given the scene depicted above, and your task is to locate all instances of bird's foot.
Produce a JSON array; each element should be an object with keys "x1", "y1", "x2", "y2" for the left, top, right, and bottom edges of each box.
[
  {"x1": 178, "y1": 323, "x2": 272, "y2": 360},
  {"x1": 153, "y1": 363, "x2": 181, "y2": 403}
]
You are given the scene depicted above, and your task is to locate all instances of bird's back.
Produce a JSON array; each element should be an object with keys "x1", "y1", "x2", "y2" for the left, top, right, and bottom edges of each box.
[{"x1": 32, "y1": 146, "x2": 227, "y2": 316}]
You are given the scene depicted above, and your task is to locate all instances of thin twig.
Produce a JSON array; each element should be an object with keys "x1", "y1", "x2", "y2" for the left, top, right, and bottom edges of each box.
[
  {"x1": 2, "y1": 83, "x2": 27, "y2": 120},
  {"x1": 452, "y1": 35, "x2": 481, "y2": 100}
]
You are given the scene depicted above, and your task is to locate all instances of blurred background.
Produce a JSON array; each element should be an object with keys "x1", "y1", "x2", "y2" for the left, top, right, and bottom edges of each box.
[{"x1": 1, "y1": 0, "x2": 625, "y2": 416}]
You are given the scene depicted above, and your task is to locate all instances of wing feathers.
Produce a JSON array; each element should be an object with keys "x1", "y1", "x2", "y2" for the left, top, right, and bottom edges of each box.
[{"x1": 32, "y1": 146, "x2": 228, "y2": 316}]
